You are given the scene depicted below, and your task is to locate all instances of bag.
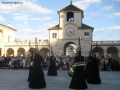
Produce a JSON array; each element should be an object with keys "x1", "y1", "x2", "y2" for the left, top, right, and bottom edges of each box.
[
  {"x1": 68, "y1": 66, "x2": 74, "y2": 77},
  {"x1": 68, "y1": 62, "x2": 86, "y2": 77}
]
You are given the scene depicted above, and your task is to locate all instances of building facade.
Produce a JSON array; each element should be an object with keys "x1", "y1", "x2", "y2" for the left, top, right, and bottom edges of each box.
[{"x1": 0, "y1": 3, "x2": 120, "y2": 57}]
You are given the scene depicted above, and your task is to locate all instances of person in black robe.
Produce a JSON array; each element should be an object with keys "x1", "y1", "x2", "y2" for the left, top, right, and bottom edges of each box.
[
  {"x1": 85, "y1": 52, "x2": 93, "y2": 79},
  {"x1": 29, "y1": 50, "x2": 46, "y2": 89},
  {"x1": 87, "y1": 54, "x2": 101, "y2": 84},
  {"x1": 69, "y1": 51, "x2": 88, "y2": 89},
  {"x1": 47, "y1": 53, "x2": 57, "y2": 76},
  {"x1": 28, "y1": 51, "x2": 34, "y2": 82}
]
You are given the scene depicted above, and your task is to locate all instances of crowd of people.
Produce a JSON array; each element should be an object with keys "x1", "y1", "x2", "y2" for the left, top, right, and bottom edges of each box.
[
  {"x1": 0, "y1": 54, "x2": 120, "y2": 71},
  {"x1": 0, "y1": 51, "x2": 120, "y2": 89}
]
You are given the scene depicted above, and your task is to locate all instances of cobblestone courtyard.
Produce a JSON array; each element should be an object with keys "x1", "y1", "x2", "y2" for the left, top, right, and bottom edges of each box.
[{"x1": 0, "y1": 69, "x2": 120, "y2": 90}]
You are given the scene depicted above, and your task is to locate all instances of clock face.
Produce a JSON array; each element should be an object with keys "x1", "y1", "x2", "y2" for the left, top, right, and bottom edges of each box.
[{"x1": 65, "y1": 27, "x2": 75, "y2": 37}]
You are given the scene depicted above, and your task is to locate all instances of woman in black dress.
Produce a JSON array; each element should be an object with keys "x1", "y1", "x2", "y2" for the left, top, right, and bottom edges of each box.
[
  {"x1": 87, "y1": 54, "x2": 101, "y2": 84},
  {"x1": 47, "y1": 53, "x2": 57, "y2": 76},
  {"x1": 29, "y1": 52, "x2": 46, "y2": 89},
  {"x1": 69, "y1": 51, "x2": 88, "y2": 89}
]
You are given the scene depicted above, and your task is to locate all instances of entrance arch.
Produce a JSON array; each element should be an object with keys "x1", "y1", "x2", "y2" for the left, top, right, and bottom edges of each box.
[
  {"x1": 7, "y1": 48, "x2": 14, "y2": 56},
  {"x1": 17, "y1": 48, "x2": 25, "y2": 56},
  {"x1": 64, "y1": 42, "x2": 76, "y2": 56},
  {"x1": 0, "y1": 48, "x2": 2, "y2": 56},
  {"x1": 92, "y1": 47, "x2": 104, "y2": 57},
  {"x1": 40, "y1": 48, "x2": 49, "y2": 57},
  {"x1": 107, "y1": 47, "x2": 118, "y2": 58}
]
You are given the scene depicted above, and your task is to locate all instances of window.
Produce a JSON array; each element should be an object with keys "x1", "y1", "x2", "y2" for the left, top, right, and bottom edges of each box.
[
  {"x1": 66, "y1": 12, "x2": 74, "y2": 22},
  {"x1": 84, "y1": 32, "x2": 89, "y2": 38},
  {"x1": 52, "y1": 33, "x2": 57, "y2": 38}
]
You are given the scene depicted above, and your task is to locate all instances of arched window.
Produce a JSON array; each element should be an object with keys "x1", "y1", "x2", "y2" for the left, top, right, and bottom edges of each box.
[{"x1": 66, "y1": 12, "x2": 74, "y2": 22}]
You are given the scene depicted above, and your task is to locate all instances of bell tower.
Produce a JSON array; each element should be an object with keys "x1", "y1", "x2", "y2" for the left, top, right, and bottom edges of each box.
[
  {"x1": 48, "y1": 2, "x2": 94, "y2": 56},
  {"x1": 57, "y1": 2, "x2": 84, "y2": 29}
]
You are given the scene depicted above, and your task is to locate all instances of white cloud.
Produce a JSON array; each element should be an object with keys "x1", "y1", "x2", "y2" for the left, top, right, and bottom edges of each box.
[
  {"x1": 107, "y1": 26, "x2": 120, "y2": 30},
  {"x1": 16, "y1": 21, "x2": 58, "y2": 41},
  {"x1": 24, "y1": 21, "x2": 28, "y2": 24},
  {"x1": 107, "y1": 12, "x2": 120, "y2": 18},
  {"x1": 113, "y1": 12, "x2": 120, "y2": 17},
  {"x1": 94, "y1": 26, "x2": 120, "y2": 32},
  {"x1": 101, "y1": 6, "x2": 113, "y2": 11},
  {"x1": 73, "y1": 0, "x2": 101, "y2": 10},
  {"x1": 44, "y1": 17, "x2": 51, "y2": 20},
  {"x1": 12, "y1": 13, "x2": 30, "y2": 21},
  {"x1": 0, "y1": 15, "x2": 5, "y2": 21},
  {"x1": 0, "y1": 0, "x2": 53, "y2": 14},
  {"x1": 31, "y1": 17, "x2": 42, "y2": 20},
  {"x1": 112, "y1": 0, "x2": 120, "y2": 2}
]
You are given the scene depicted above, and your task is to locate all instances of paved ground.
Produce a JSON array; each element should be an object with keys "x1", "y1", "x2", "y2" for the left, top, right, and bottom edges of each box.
[{"x1": 0, "y1": 69, "x2": 120, "y2": 90}]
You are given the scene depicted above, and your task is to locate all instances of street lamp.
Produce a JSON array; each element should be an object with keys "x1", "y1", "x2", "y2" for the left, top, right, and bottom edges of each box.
[
  {"x1": 78, "y1": 36, "x2": 83, "y2": 51},
  {"x1": 51, "y1": 46, "x2": 53, "y2": 53}
]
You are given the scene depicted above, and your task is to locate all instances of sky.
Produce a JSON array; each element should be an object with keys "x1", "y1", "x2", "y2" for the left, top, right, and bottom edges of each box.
[{"x1": 0, "y1": 0, "x2": 120, "y2": 42}]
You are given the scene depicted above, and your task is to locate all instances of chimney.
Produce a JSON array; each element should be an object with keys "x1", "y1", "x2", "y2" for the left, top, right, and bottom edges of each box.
[{"x1": 8, "y1": 23, "x2": 13, "y2": 28}]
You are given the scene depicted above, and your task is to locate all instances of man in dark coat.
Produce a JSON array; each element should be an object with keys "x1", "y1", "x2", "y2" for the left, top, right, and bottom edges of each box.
[
  {"x1": 28, "y1": 50, "x2": 34, "y2": 82},
  {"x1": 29, "y1": 50, "x2": 46, "y2": 89},
  {"x1": 87, "y1": 54, "x2": 101, "y2": 84},
  {"x1": 69, "y1": 50, "x2": 88, "y2": 89},
  {"x1": 85, "y1": 52, "x2": 93, "y2": 79},
  {"x1": 47, "y1": 53, "x2": 57, "y2": 76}
]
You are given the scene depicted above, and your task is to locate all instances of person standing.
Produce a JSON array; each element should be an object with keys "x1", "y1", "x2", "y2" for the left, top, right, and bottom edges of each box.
[
  {"x1": 47, "y1": 53, "x2": 57, "y2": 76},
  {"x1": 28, "y1": 51, "x2": 34, "y2": 82},
  {"x1": 85, "y1": 52, "x2": 93, "y2": 79},
  {"x1": 29, "y1": 50, "x2": 46, "y2": 89},
  {"x1": 69, "y1": 51, "x2": 88, "y2": 89},
  {"x1": 87, "y1": 54, "x2": 101, "y2": 84}
]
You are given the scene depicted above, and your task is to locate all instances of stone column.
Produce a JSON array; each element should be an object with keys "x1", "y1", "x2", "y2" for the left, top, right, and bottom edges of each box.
[
  {"x1": 14, "y1": 51, "x2": 17, "y2": 57},
  {"x1": 104, "y1": 50, "x2": 107, "y2": 57}
]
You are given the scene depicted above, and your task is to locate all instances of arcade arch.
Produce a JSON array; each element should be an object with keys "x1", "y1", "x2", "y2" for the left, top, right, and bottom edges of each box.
[
  {"x1": 40, "y1": 48, "x2": 49, "y2": 57},
  {"x1": 7, "y1": 48, "x2": 14, "y2": 56},
  {"x1": 92, "y1": 47, "x2": 104, "y2": 57},
  {"x1": 17, "y1": 48, "x2": 25, "y2": 56},
  {"x1": 107, "y1": 47, "x2": 118, "y2": 58},
  {"x1": 28, "y1": 47, "x2": 35, "y2": 52}
]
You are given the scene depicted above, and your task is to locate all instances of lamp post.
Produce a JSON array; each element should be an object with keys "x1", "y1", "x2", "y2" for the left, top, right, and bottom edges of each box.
[
  {"x1": 51, "y1": 46, "x2": 53, "y2": 53},
  {"x1": 78, "y1": 36, "x2": 82, "y2": 51}
]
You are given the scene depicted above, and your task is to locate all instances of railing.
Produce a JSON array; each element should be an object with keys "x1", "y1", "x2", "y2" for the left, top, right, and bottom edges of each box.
[
  {"x1": 92, "y1": 40, "x2": 120, "y2": 45},
  {"x1": 4, "y1": 41, "x2": 49, "y2": 45}
]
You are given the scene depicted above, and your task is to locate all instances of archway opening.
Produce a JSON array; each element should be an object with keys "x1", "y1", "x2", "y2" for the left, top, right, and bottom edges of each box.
[
  {"x1": 67, "y1": 12, "x2": 74, "y2": 22},
  {"x1": 64, "y1": 42, "x2": 77, "y2": 56},
  {"x1": 92, "y1": 47, "x2": 104, "y2": 57},
  {"x1": 7, "y1": 48, "x2": 14, "y2": 56},
  {"x1": 17, "y1": 48, "x2": 25, "y2": 56},
  {"x1": 107, "y1": 47, "x2": 118, "y2": 58},
  {"x1": 40, "y1": 48, "x2": 49, "y2": 57}
]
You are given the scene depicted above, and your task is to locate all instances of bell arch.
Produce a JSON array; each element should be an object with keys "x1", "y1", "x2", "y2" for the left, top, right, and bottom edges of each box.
[
  {"x1": 67, "y1": 11, "x2": 74, "y2": 22},
  {"x1": 107, "y1": 47, "x2": 118, "y2": 58},
  {"x1": 7, "y1": 48, "x2": 14, "y2": 56},
  {"x1": 40, "y1": 48, "x2": 49, "y2": 57}
]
